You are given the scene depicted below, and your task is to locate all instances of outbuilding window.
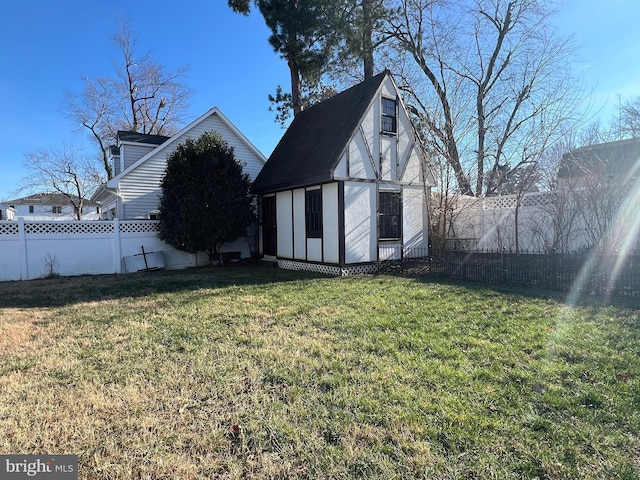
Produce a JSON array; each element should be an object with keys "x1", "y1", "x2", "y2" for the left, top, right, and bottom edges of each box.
[
  {"x1": 379, "y1": 191, "x2": 402, "y2": 240},
  {"x1": 381, "y1": 97, "x2": 397, "y2": 133},
  {"x1": 305, "y1": 188, "x2": 322, "y2": 238}
]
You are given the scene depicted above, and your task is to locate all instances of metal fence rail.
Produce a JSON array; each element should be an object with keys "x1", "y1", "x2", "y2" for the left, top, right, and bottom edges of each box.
[{"x1": 379, "y1": 248, "x2": 640, "y2": 299}]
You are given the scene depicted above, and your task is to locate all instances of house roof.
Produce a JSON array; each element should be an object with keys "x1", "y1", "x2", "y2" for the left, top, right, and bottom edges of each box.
[
  {"x1": 251, "y1": 71, "x2": 389, "y2": 194},
  {"x1": 117, "y1": 131, "x2": 171, "y2": 145},
  {"x1": 5, "y1": 192, "x2": 99, "y2": 207},
  {"x1": 108, "y1": 131, "x2": 171, "y2": 156},
  {"x1": 558, "y1": 137, "x2": 640, "y2": 179}
]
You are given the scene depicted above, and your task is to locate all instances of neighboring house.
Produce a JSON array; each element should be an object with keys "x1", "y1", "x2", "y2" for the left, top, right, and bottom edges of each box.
[
  {"x1": 0, "y1": 203, "x2": 15, "y2": 221},
  {"x1": 251, "y1": 70, "x2": 435, "y2": 274},
  {"x1": 446, "y1": 137, "x2": 640, "y2": 254},
  {"x1": 2, "y1": 193, "x2": 101, "y2": 221},
  {"x1": 92, "y1": 107, "x2": 267, "y2": 221},
  {"x1": 557, "y1": 137, "x2": 640, "y2": 187}
]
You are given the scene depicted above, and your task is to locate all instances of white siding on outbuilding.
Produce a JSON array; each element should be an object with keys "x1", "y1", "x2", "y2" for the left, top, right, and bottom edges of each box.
[
  {"x1": 276, "y1": 190, "x2": 294, "y2": 258},
  {"x1": 344, "y1": 182, "x2": 377, "y2": 263},
  {"x1": 293, "y1": 188, "x2": 306, "y2": 259},
  {"x1": 403, "y1": 185, "x2": 428, "y2": 256},
  {"x1": 322, "y1": 183, "x2": 340, "y2": 264}
]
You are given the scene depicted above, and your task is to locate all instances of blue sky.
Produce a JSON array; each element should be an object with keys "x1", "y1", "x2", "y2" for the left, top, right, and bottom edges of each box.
[{"x1": 1, "y1": 0, "x2": 639, "y2": 202}]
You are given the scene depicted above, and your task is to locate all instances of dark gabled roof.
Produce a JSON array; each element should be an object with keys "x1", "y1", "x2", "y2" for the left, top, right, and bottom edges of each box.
[
  {"x1": 117, "y1": 130, "x2": 171, "y2": 146},
  {"x1": 558, "y1": 137, "x2": 640, "y2": 179},
  {"x1": 5, "y1": 192, "x2": 99, "y2": 207},
  {"x1": 251, "y1": 71, "x2": 389, "y2": 194}
]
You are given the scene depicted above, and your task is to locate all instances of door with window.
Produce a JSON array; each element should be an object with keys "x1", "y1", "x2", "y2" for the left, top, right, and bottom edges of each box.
[{"x1": 262, "y1": 195, "x2": 277, "y2": 257}]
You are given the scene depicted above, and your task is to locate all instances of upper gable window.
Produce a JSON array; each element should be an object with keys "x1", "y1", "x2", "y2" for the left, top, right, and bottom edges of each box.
[{"x1": 381, "y1": 97, "x2": 397, "y2": 134}]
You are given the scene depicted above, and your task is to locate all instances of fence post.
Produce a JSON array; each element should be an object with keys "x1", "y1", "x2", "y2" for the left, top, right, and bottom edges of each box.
[
  {"x1": 114, "y1": 219, "x2": 122, "y2": 274},
  {"x1": 18, "y1": 218, "x2": 28, "y2": 281}
]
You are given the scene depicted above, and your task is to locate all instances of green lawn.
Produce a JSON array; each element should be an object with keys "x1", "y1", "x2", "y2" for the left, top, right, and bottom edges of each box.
[{"x1": 0, "y1": 266, "x2": 638, "y2": 479}]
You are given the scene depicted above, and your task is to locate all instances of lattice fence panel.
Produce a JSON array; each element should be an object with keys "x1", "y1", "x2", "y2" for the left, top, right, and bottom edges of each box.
[
  {"x1": 484, "y1": 196, "x2": 517, "y2": 209},
  {"x1": 521, "y1": 192, "x2": 554, "y2": 208},
  {"x1": 119, "y1": 221, "x2": 160, "y2": 234},
  {"x1": 277, "y1": 259, "x2": 378, "y2": 276},
  {"x1": 24, "y1": 222, "x2": 115, "y2": 235},
  {"x1": 483, "y1": 192, "x2": 555, "y2": 210},
  {"x1": 0, "y1": 223, "x2": 19, "y2": 235}
]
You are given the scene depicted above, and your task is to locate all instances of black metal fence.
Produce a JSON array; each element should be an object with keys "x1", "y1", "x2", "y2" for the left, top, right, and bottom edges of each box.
[{"x1": 379, "y1": 248, "x2": 640, "y2": 299}]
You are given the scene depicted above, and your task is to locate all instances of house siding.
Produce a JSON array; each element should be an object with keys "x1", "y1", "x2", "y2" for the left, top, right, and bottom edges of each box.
[{"x1": 121, "y1": 144, "x2": 157, "y2": 171}]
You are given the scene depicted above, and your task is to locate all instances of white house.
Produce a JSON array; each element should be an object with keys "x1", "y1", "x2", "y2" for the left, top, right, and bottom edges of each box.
[
  {"x1": 2, "y1": 193, "x2": 101, "y2": 221},
  {"x1": 0, "y1": 203, "x2": 15, "y2": 220},
  {"x1": 251, "y1": 70, "x2": 435, "y2": 275},
  {"x1": 91, "y1": 107, "x2": 267, "y2": 259},
  {"x1": 92, "y1": 107, "x2": 266, "y2": 222}
]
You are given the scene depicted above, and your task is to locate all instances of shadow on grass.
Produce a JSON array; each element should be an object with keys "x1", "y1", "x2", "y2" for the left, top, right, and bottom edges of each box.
[
  {"x1": 3, "y1": 262, "x2": 638, "y2": 313},
  {"x1": 405, "y1": 273, "x2": 640, "y2": 311},
  {"x1": 0, "y1": 263, "x2": 326, "y2": 309}
]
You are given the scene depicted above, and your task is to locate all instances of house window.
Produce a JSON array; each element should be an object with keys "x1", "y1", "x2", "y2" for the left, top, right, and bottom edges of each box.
[
  {"x1": 379, "y1": 191, "x2": 402, "y2": 240},
  {"x1": 29, "y1": 206, "x2": 34, "y2": 213},
  {"x1": 52, "y1": 206, "x2": 62, "y2": 214},
  {"x1": 382, "y1": 97, "x2": 397, "y2": 133},
  {"x1": 305, "y1": 188, "x2": 322, "y2": 238},
  {"x1": 148, "y1": 210, "x2": 160, "y2": 220}
]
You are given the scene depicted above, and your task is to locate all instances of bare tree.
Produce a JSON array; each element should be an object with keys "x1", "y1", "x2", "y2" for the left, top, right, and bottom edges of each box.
[
  {"x1": 67, "y1": 22, "x2": 190, "y2": 180},
  {"x1": 20, "y1": 146, "x2": 100, "y2": 220},
  {"x1": 568, "y1": 175, "x2": 631, "y2": 252},
  {"x1": 388, "y1": 0, "x2": 581, "y2": 197},
  {"x1": 618, "y1": 95, "x2": 640, "y2": 138}
]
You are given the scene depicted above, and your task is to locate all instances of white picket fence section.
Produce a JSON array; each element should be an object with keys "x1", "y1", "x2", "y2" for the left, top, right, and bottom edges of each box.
[{"x1": 0, "y1": 219, "x2": 245, "y2": 281}]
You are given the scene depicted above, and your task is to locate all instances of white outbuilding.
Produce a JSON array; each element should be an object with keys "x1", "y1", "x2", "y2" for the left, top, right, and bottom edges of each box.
[{"x1": 251, "y1": 70, "x2": 435, "y2": 275}]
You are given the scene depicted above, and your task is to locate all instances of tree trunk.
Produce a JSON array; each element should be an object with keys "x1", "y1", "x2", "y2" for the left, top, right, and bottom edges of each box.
[
  {"x1": 288, "y1": 56, "x2": 303, "y2": 116},
  {"x1": 362, "y1": 0, "x2": 374, "y2": 80}
]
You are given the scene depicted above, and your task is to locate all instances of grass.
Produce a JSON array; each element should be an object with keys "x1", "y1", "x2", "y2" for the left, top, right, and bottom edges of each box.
[{"x1": 0, "y1": 265, "x2": 639, "y2": 479}]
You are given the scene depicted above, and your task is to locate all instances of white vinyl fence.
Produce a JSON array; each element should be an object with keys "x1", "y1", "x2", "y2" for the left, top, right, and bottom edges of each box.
[
  {"x1": 448, "y1": 190, "x2": 640, "y2": 253},
  {"x1": 0, "y1": 219, "x2": 251, "y2": 282}
]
